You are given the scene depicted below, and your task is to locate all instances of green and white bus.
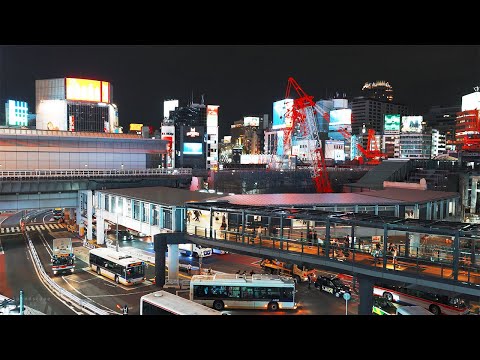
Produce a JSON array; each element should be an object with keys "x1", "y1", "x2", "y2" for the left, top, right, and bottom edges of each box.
[{"x1": 190, "y1": 273, "x2": 296, "y2": 312}]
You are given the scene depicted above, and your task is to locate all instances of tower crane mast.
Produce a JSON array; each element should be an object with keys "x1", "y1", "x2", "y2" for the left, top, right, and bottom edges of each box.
[{"x1": 283, "y1": 77, "x2": 332, "y2": 193}]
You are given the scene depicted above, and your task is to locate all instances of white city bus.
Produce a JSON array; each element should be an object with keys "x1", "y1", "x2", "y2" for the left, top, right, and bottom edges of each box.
[
  {"x1": 140, "y1": 290, "x2": 222, "y2": 315},
  {"x1": 89, "y1": 248, "x2": 146, "y2": 286},
  {"x1": 190, "y1": 273, "x2": 296, "y2": 311}
]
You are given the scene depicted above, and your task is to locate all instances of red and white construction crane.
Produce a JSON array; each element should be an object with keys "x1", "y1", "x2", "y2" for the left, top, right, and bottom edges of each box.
[
  {"x1": 282, "y1": 77, "x2": 332, "y2": 193},
  {"x1": 356, "y1": 129, "x2": 387, "y2": 165}
]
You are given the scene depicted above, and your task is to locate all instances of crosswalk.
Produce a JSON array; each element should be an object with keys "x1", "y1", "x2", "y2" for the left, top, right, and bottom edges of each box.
[{"x1": 0, "y1": 223, "x2": 67, "y2": 234}]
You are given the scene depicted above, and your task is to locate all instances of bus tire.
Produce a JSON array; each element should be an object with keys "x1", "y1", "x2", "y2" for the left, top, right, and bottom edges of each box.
[
  {"x1": 268, "y1": 302, "x2": 279, "y2": 311},
  {"x1": 429, "y1": 304, "x2": 441, "y2": 315},
  {"x1": 115, "y1": 275, "x2": 119, "y2": 284},
  {"x1": 383, "y1": 292, "x2": 393, "y2": 302},
  {"x1": 213, "y1": 300, "x2": 224, "y2": 311},
  {"x1": 97, "y1": 267, "x2": 101, "y2": 275}
]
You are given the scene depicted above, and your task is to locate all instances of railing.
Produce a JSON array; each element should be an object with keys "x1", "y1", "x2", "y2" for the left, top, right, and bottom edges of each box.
[
  {"x1": 0, "y1": 168, "x2": 192, "y2": 181},
  {"x1": 186, "y1": 224, "x2": 480, "y2": 288},
  {"x1": 26, "y1": 232, "x2": 110, "y2": 315}
]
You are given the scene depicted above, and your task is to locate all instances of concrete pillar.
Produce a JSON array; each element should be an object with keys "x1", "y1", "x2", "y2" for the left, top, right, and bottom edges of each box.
[
  {"x1": 405, "y1": 232, "x2": 410, "y2": 257},
  {"x1": 375, "y1": 205, "x2": 379, "y2": 216},
  {"x1": 453, "y1": 231, "x2": 460, "y2": 281},
  {"x1": 209, "y1": 207, "x2": 213, "y2": 238},
  {"x1": 86, "y1": 190, "x2": 93, "y2": 241},
  {"x1": 409, "y1": 233, "x2": 420, "y2": 257},
  {"x1": 159, "y1": 206, "x2": 164, "y2": 229},
  {"x1": 426, "y1": 201, "x2": 432, "y2": 220},
  {"x1": 440, "y1": 201, "x2": 444, "y2": 220},
  {"x1": 358, "y1": 275, "x2": 374, "y2": 315},
  {"x1": 172, "y1": 206, "x2": 177, "y2": 232},
  {"x1": 471, "y1": 179, "x2": 478, "y2": 214},
  {"x1": 154, "y1": 238, "x2": 167, "y2": 288},
  {"x1": 414, "y1": 204, "x2": 419, "y2": 219},
  {"x1": 96, "y1": 210, "x2": 105, "y2": 245},
  {"x1": 394, "y1": 205, "x2": 399, "y2": 218},
  {"x1": 382, "y1": 224, "x2": 388, "y2": 269},
  {"x1": 354, "y1": 205, "x2": 359, "y2": 213},
  {"x1": 76, "y1": 192, "x2": 82, "y2": 225},
  {"x1": 325, "y1": 217, "x2": 331, "y2": 257},
  {"x1": 280, "y1": 215, "x2": 284, "y2": 249},
  {"x1": 167, "y1": 244, "x2": 179, "y2": 281},
  {"x1": 350, "y1": 226, "x2": 355, "y2": 249},
  {"x1": 241, "y1": 210, "x2": 245, "y2": 243},
  {"x1": 433, "y1": 202, "x2": 438, "y2": 220}
]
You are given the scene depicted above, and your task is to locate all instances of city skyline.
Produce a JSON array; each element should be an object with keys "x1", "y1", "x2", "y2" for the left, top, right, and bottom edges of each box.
[{"x1": 1, "y1": 45, "x2": 479, "y2": 137}]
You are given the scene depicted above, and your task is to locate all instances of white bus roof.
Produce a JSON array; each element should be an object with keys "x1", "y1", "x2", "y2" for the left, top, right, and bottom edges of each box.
[
  {"x1": 141, "y1": 291, "x2": 222, "y2": 315},
  {"x1": 396, "y1": 305, "x2": 434, "y2": 315},
  {"x1": 89, "y1": 247, "x2": 144, "y2": 267},
  {"x1": 191, "y1": 273, "x2": 295, "y2": 285}
]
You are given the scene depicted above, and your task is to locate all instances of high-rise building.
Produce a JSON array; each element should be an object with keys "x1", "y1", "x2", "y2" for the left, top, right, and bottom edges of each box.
[
  {"x1": 230, "y1": 116, "x2": 266, "y2": 155},
  {"x1": 456, "y1": 90, "x2": 480, "y2": 144},
  {"x1": 431, "y1": 129, "x2": 446, "y2": 157},
  {"x1": 361, "y1": 81, "x2": 394, "y2": 102},
  {"x1": 351, "y1": 97, "x2": 409, "y2": 135},
  {"x1": 424, "y1": 105, "x2": 460, "y2": 145},
  {"x1": 35, "y1": 78, "x2": 119, "y2": 133}
]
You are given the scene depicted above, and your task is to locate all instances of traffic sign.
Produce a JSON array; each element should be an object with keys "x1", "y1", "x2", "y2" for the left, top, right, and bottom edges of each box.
[{"x1": 343, "y1": 292, "x2": 351, "y2": 301}]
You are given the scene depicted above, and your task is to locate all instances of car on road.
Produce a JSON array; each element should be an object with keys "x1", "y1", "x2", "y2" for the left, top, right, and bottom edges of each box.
[
  {"x1": 372, "y1": 296, "x2": 398, "y2": 315},
  {"x1": 117, "y1": 230, "x2": 133, "y2": 241},
  {"x1": 314, "y1": 276, "x2": 350, "y2": 298}
]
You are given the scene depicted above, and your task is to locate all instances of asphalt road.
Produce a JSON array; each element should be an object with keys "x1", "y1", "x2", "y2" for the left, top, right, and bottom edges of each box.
[{"x1": 0, "y1": 232, "x2": 75, "y2": 315}]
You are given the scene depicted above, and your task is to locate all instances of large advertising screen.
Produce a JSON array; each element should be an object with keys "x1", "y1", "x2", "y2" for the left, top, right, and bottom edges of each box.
[
  {"x1": 66, "y1": 78, "x2": 110, "y2": 103},
  {"x1": 273, "y1": 99, "x2": 293, "y2": 129},
  {"x1": 329, "y1": 109, "x2": 352, "y2": 126},
  {"x1": 164, "y1": 99, "x2": 179, "y2": 119},
  {"x1": 129, "y1": 123, "x2": 143, "y2": 132},
  {"x1": 207, "y1": 105, "x2": 219, "y2": 127},
  {"x1": 183, "y1": 143, "x2": 203, "y2": 155},
  {"x1": 402, "y1": 116, "x2": 423, "y2": 133},
  {"x1": 244, "y1": 116, "x2": 260, "y2": 127},
  {"x1": 384, "y1": 114, "x2": 401, "y2": 132},
  {"x1": 462, "y1": 92, "x2": 480, "y2": 112}
]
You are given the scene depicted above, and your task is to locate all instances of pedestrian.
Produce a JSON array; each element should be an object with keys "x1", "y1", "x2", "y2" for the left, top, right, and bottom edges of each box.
[
  {"x1": 307, "y1": 274, "x2": 312, "y2": 289},
  {"x1": 187, "y1": 263, "x2": 192, "y2": 274},
  {"x1": 123, "y1": 304, "x2": 129, "y2": 315}
]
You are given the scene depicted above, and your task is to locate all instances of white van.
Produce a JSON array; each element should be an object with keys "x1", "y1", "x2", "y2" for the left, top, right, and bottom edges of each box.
[{"x1": 396, "y1": 305, "x2": 434, "y2": 315}]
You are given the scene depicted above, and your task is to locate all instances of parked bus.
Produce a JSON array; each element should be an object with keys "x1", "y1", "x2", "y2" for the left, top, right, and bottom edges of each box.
[
  {"x1": 373, "y1": 283, "x2": 469, "y2": 315},
  {"x1": 89, "y1": 247, "x2": 146, "y2": 285},
  {"x1": 190, "y1": 273, "x2": 296, "y2": 311},
  {"x1": 140, "y1": 290, "x2": 222, "y2": 315}
]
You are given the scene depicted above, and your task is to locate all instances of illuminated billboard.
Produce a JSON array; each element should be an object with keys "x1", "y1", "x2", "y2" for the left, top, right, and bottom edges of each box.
[
  {"x1": 244, "y1": 116, "x2": 260, "y2": 127},
  {"x1": 129, "y1": 123, "x2": 143, "y2": 132},
  {"x1": 273, "y1": 99, "x2": 293, "y2": 130},
  {"x1": 164, "y1": 99, "x2": 179, "y2": 119},
  {"x1": 66, "y1": 78, "x2": 110, "y2": 103},
  {"x1": 36, "y1": 99, "x2": 67, "y2": 131},
  {"x1": 401, "y1": 116, "x2": 423, "y2": 133},
  {"x1": 329, "y1": 109, "x2": 352, "y2": 126},
  {"x1": 207, "y1": 105, "x2": 219, "y2": 127},
  {"x1": 384, "y1": 114, "x2": 401, "y2": 132},
  {"x1": 6, "y1": 100, "x2": 28, "y2": 126},
  {"x1": 183, "y1": 143, "x2": 203, "y2": 155},
  {"x1": 462, "y1": 92, "x2": 480, "y2": 112}
]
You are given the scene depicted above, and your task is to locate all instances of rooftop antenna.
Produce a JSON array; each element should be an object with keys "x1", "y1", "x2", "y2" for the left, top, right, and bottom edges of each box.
[
  {"x1": 191, "y1": 90, "x2": 194, "y2": 106},
  {"x1": 201, "y1": 94, "x2": 205, "y2": 105}
]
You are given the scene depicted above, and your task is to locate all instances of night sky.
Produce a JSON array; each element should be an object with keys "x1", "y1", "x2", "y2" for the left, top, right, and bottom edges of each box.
[{"x1": 1, "y1": 45, "x2": 479, "y2": 137}]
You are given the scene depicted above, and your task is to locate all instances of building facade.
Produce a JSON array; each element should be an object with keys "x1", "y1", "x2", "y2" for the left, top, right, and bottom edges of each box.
[
  {"x1": 35, "y1": 78, "x2": 119, "y2": 133},
  {"x1": 399, "y1": 133, "x2": 432, "y2": 159},
  {"x1": 0, "y1": 128, "x2": 166, "y2": 170},
  {"x1": 424, "y1": 105, "x2": 460, "y2": 146},
  {"x1": 351, "y1": 97, "x2": 409, "y2": 136},
  {"x1": 431, "y1": 129, "x2": 446, "y2": 157},
  {"x1": 361, "y1": 81, "x2": 394, "y2": 102}
]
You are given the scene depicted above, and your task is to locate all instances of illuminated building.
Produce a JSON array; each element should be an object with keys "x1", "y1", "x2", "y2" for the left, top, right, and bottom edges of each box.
[
  {"x1": 361, "y1": 80, "x2": 394, "y2": 102},
  {"x1": 230, "y1": 115, "x2": 267, "y2": 155},
  {"x1": 351, "y1": 97, "x2": 408, "y2": 135},
  {"x1": 424, "y1": 105, "x2": 460, "y2": 147},
  {"x1": 35, "y1": 78, "x2": 120, "y2": 133},
  {"x1": 5, "y1": 100, "x2": 28, "y2": 127},
  {"x1": 399, "y1": 116, "x2": 431, "y2": 159},
  {"x1": 431, "y1": 129, "x2": 446, "y2": 157},
  {"x1": 455, "y1": 90, "x2": 480, "y2": 144}
]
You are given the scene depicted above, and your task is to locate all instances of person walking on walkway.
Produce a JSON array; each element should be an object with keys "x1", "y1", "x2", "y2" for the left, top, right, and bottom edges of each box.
[{"x1": 307, "y1": 274, "x2": 312, "y2": 289}]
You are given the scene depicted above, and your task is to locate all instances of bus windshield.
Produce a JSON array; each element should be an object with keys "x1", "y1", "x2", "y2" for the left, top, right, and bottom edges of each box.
[{"x1": 126, "y1": 265, "x2": 145, "y2": 279}]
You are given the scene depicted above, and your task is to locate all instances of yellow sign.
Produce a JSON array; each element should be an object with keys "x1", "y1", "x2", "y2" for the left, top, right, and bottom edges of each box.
[
  {"x1": 129, "y1": 123, "x2": 144, "y2": 132},
  {"x1": 66, "y1": 78, "x2": 110, "y2": 103}
]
